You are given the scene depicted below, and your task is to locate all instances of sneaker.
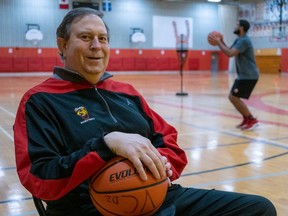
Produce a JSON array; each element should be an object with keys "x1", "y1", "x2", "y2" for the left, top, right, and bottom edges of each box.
[
  {"x1": 236, "y1": 118, "x2": 248, "y2": 129},
  {"x1": 241, "y1": 118, "x2": 259, "y2": 130}
]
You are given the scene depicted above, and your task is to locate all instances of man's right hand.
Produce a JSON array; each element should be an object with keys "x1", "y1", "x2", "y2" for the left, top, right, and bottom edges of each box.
[{"x1": 104, "y1": 131, "x2": 167, "y2": 181}]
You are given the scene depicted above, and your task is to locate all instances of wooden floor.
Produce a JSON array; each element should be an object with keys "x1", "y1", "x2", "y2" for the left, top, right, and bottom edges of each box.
[{"x1": 0, "y1": 71, "x2": 287, "y2": 215}]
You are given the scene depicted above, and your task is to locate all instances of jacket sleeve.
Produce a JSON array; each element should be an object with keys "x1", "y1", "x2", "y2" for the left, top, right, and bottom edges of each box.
[
  {"x1": 141, "y1": 98, "x2": 188, "y2": 181},
  {"x1": 102, "y1": 80, "x2": 188, "y2": 181},
  {"x1": 116, "y1": 82, "x2": 188, "y2": 181},
  {"x1": 13, "y1": 92, "x2": 115, "y2": 201}
]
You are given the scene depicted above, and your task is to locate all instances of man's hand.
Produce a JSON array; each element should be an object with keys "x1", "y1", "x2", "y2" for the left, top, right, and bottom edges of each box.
[
  {"x1": 209, "y1": 34, "x2": 239, "y2": 57},
  {"x1": 208, "y1": 32, "x2": 223, "y2": 45},
  {"x1": 104, "y1": 132, "x2": 167, "y2": 181},
  {"x1": 162, "y1": 156, "x2": 173, "y2": 178}
]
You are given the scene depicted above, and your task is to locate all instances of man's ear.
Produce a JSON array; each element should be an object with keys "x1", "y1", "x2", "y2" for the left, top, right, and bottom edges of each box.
[
  {"x1": 239, "y1": 26, "x2": 244, "y2": 32},
  {"x1": 57, "y1": 37, "x2": 66, "y2": 58}
]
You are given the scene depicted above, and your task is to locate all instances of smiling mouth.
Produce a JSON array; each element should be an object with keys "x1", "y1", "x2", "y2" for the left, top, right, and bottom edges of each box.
[{"x1": 88, "y1": 57, "x2": 102, "y2": 60}]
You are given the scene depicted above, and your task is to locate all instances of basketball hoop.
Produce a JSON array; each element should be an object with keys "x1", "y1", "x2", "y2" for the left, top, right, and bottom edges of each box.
[
  {"x1": 131, "y1": 32, "x2": 146, "y2": 43},
  {"x1": 265, "y1": 0, "x2": 288, "y2": 41},
  {"x1": 270, "y1": 24, "x2": 287, "y2": 41},
  {"x1": 25, "y1": 24, "x2": 44, "y2": 46},
  {"x1": 130, "y1": 28, "x2": 146, "y2": 43}
]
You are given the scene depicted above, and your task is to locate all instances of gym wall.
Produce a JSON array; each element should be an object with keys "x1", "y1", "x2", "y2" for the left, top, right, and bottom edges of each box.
[{"x1": 0, "y1": 0, "x2": 287, "y2": 73}]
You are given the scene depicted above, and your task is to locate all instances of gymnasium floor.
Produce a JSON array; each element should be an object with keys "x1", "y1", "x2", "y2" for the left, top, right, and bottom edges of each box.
[{"x1": 0, "y1": 70, "x2": 287, "y2": 215}]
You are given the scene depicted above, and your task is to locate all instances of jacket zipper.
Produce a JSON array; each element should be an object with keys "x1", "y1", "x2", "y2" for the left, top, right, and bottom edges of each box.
[{"x1": 94, "y1": 88, "x2": 118, "y2": 124}]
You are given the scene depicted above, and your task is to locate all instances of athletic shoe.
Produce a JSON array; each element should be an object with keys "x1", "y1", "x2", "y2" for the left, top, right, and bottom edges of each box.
[
  {"x1": 241, "y1": 118, "x2": 259, "y2": 130},
  {"x1": 236, "y1": 118, "x2": 248, "y2": 129}
]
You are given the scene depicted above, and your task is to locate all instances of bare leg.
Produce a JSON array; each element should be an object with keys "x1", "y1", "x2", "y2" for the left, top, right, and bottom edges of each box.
[
  {"x1": 228, "y1": 93, "x2": 251, "y2": 118},
  {"x1": 229, "y1": 93, "x2": 259, "y2": 130}
]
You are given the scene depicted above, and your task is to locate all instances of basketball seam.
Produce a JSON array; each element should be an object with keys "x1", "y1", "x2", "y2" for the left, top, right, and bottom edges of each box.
[
  {"x1": 90, "y1": 158, "x2": 127, "y2": 183},
  {"x1": 90, "y1": 177, "x2": 168, "y2": 194}
]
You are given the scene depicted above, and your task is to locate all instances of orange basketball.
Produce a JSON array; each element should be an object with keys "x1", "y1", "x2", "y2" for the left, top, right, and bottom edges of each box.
[
  {"x1": 89, "y1": 156, "x2": 169, "y2": 216},
  {"x1": 208, "y1": 31, "x2": 222, "y2": 46}
]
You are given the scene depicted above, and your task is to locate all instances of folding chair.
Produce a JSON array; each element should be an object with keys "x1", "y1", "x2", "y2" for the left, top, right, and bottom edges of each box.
[
  {"x1": 32, "y1": 196, "x2": 48, "y2": 216},
  {"x1": 32, "y1": 195, "x2": 175, "y2": 216}
]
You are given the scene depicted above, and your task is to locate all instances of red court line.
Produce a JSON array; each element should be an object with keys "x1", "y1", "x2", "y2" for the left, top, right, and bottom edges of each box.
[
  {"x1": 247, "y1": 90, "x2": 288, "y2": 115},
  {"x1": 146, "y1": 90, "x2": 288, "y2": 128}
]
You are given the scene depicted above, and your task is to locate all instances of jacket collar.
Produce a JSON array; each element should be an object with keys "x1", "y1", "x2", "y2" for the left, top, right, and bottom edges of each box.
[{"x1": 53, "y1": 66, "x2": 113, "y2": 84}]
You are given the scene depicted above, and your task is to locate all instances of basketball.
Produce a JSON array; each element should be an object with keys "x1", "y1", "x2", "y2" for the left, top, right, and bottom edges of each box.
[
  {"x1": 207, "y1": 31, "x2": 223, "y2": 46},
  {"x1": 89, "y1": 156, "x2": 169, "y2": 216}
]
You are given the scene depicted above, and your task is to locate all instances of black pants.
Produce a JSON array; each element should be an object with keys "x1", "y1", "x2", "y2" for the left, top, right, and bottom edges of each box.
[
  {"x1": 156, "y1": 184, "x2": 277, "y2": 216},
  {"x1": 47, "y1": 184, "x2": 277, "y2": 216}
]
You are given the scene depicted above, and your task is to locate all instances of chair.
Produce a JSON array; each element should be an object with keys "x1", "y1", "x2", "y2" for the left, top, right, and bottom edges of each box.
[
  {"x1": 32, "y1": 195, "x2": 175, "y2": 216},
  {"x1": 32, "y1": 196, "x2": 48, "y2": 216}
]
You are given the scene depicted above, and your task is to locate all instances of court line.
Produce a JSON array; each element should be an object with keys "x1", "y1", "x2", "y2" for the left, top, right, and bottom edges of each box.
[
  {"x1": 3, "y1": 172, "x2": 288, "y2": 215},
  {"x1": 0, "y1": 125, "x2": 13, "y2": 142},
  {"x1": 146, "y1": 97, "x2": 288, "y2": 128},
  {"x1": 176, "y1": 119, "x2": 288, "y2": 150},
  {"x1": 181, "y1": 151, "x2": 288, "y2": 176},
  {"x1": 247, "y1": 90, "x2": 288, "y2": 115},
  {"x1": 1, "y1": 196, "x2": 36, "y2": 216},
  {"x1": 0, "y1": 197, "x2": 32, "y2": 204},
  {"x1": 0, "y1": 72, "x2": 52, "y2": 77},
  {"x1": 0, "y1": 106, "x2": 15, "y2": 142},
  {"x1": 274, "y1": 136, "x2": 288, "y2": 141},
  {"x1": 220, "y1": 131, "x2": 288, "y2": 150},
  {"x1": 10, "y1": 211, "x2": 38, "y2": 216},
  {"x1": 181, "y1": 139, "x2": 287, "y2": 151},
  {"x1": 189, "y1": 170, "x2": 288, "y2": 188},
  {"x1": 0, "y1": 105, "x2": 16, "y2": 118},
  {"x1": 0, "y1": 166, "x2": 16, "y2": 170},
  {"x1": 2, "y1": 151, "x2": 287, "y2": 185},
  {"x1": 0, "y1": 197, "x2": 37, "y2": 216},
  {"x1": 153, "y1": 90, "x2": 288, "y2": 149},
  {"x1": 174, "y1": 118, "x2": 288, "y2": 177}
]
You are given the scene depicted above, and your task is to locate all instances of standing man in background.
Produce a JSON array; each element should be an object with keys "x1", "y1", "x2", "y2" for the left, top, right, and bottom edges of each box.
[{"x1": 211, "y1": 19, "x2": 259, "y2": 130}]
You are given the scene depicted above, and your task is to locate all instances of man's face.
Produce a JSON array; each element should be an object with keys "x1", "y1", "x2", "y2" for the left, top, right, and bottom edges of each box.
[
  {"x1": 233, "y1": 22, "x2": 241, "y2": 35},
  {"x1": 58, "y1": 14, "x2": 110, "y2": 84}
]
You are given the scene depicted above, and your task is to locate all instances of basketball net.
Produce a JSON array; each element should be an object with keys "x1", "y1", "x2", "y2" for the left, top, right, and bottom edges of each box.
[{"x1": 31, "y1": 39, "x2": 40, "y2": 46}]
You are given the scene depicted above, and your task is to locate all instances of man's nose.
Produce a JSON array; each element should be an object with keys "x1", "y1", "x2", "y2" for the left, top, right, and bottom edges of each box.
[{"x1": 90, "y1": 37, "x2": 101, "y2": 49}]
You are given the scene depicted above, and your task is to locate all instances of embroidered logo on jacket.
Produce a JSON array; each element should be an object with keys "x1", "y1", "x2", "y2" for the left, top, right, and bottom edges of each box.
[{"x1": 74, "y1": 106, "x2": 95, "y2": 124}]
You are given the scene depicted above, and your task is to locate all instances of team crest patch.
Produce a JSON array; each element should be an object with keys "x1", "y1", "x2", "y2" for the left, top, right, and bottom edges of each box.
[{"x1": 74, "y1": 106, "x2": 95, "y2": 124}]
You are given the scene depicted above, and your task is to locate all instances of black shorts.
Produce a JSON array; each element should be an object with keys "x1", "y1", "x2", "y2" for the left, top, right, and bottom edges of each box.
[{"x1": 230, "y1": 79, "x2": 258, "y2": 99}]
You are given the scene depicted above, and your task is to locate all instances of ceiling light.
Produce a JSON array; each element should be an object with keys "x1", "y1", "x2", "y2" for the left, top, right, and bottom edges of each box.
[{"x1": 208, "y1": 0, "x2": 221, "y2": 2}]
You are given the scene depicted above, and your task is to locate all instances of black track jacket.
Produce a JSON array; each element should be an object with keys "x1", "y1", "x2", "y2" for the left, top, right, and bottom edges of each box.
[{"x1": 14, "y1": 67, "x2": 187, "y2": 203}]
